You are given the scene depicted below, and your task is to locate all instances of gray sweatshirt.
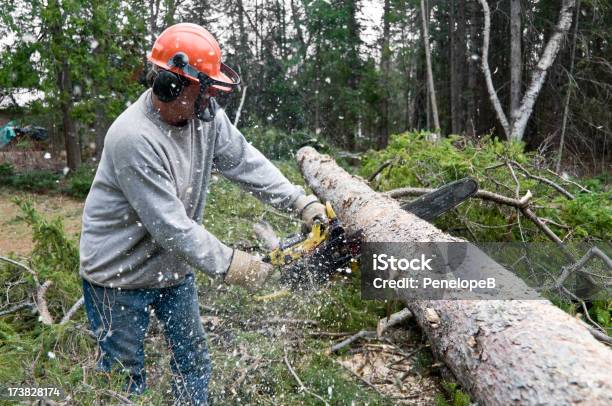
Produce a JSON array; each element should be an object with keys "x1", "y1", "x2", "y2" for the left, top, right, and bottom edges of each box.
[{"x1": 79, "y1": 89, "x2": 304, "y2": 289}]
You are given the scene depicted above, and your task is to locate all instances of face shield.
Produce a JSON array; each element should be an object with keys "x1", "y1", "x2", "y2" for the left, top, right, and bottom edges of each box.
[{"x1": 167, "y1": 52, "x2": 241, "y2": 122}]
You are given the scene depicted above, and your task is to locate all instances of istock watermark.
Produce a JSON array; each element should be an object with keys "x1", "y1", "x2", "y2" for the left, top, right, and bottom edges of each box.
[
  {"x1": 360, "y1": 242, "x2": 611, "y2": 301},
  {"x1": 372, "y1": 253, "x2": 434, "y2": 271}
]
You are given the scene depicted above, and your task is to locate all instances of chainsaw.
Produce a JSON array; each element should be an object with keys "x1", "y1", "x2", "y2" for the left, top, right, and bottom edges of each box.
[{"x1": 263, "y1": 178, "x2": 478, "y2": 289}]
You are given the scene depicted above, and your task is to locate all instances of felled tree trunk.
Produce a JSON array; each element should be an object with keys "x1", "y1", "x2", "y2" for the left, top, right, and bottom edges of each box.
[{"x1": 296, "y1": 146, "x2": 612, "y2": 405}]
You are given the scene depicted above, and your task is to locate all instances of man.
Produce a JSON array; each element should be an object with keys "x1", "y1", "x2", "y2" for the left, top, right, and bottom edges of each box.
[{"x1": 79, "y1": 23, "x2": 326, "y2": 404}]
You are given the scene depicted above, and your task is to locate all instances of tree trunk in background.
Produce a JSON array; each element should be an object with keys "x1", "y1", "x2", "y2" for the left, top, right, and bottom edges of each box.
[
  {"x1": 237, "y1": 0, "x2": 249, "y2": 57},
  {"x1": 556, "y1": 0, "x2": 581, "y2": 173},
  {"x1": 448, "y1": 0, "x2": 459, "y2": 134},
  {"x1": 406, "y1": 61, "x2": 417, "y2": 130},
  {"x1": 297, "y1": 146, "x2": 612, "y2": 406},
  {"x1": 92, "y1": 9, "x2": 108, "y2": 161},
  {"x1": 148, "y1": 0, "x2": 160, "y2": 38},
  {"x1": 378, "y1": 0, "x2": 391, "y2": 148},
  {"x1": 466, "y1": 0, "x2": 479, "y2": 136},
  {"x1": 58, "y1": 62, "x2": 81, "y2": 171},
  {"x1": 420, "y1": 0, "x2": 441, "y2": 137},
  {"x1": 510, "y1": 0, "x2": 522, "y2": 122},
  {"x1": 48, "y1": 0, "x2": 81, "y2": 170},
  {"x1": 480, "y1": 0, "x2": 576, "y2": 141},
  {"x1": 289, "y1": 0, "x2": 306, "y2": 58},
  {"x1": 450, "y1": 0, "x2": 458, "y2": 133},
  {"x1": 345, "y1": 0, "x2": 360, "y2": 150},
  {"x1": 449, "y1": 0, "x2": 467, "y2": 134},
  {"x1": 478, "y1": 0, "x2": 511, "y2": 136},
  {"x1": 279, "y1": 0, "x2": 287, "y2": 59},
  {"x1": 314, "y1": 39, "x2": 321, "y2": 136},
  {"x1": 144, "y1": 0, "x2": 161, "y2": 74},
  {"x1": 455, "y1": 0, "x2": 466, "y2": 133},
  {"x1": 510, "y1": 0, "x2": 575, "y2": 140}
]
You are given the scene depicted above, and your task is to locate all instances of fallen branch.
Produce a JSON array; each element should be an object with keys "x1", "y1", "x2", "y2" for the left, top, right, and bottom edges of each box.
[
  {"x1": 233, "y1": 356, "x2": 262, "y2": 393},
  {"x1": 60, "y1": 296, "x2": 84, "y2": 325},
  {"x1": 0, "y1": 301, "x2": 34, "y2": 317},
  {"x1": 284, "y1": 349, "x2": 330, "y2": 406},
  {"x1": 308, "y1": 331, "x2": 356, "y2": 338},
  {"x1": 328, "y1": 330, "x2": 376, "y2": 354},
  {"x1": 0, "y1": 255, "x2": 40, "y2": 285},
  {"x1": 367, "y1": 159, "x2": 394, "y2": 182},
  {"x1": 377, "y1": 308, "x2": 413, "y2": 337},
  {"x1": 36, "y1": 280, "x2": 54, "y2": 325},
  {"x1": 545, "y1": 168, "x2": 592, "y2": 193},
  {"x1": 386, "y1": 186, "x2": 532, "y2": 209},
  {"x1": 0, "y1": 256, "x2": 59, "y2": 325},
  {"x1": 544, "y1": 246, "x2": 611, "y2": 319},
  {"x1": 389, "y1": 183, "x2": 571, "y2": 247},
  {"x1": 509, "y1": 160, "x2": 575, "y2": 200},
  {"x1": 243, "y1": 317, "x2": 318, "y2": 327},
  {"x1": 588, "y1": 326, "x2": 612, "y2": 346}
]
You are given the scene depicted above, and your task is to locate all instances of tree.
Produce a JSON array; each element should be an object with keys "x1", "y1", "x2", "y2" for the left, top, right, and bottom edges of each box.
[
  {"x1": 0, "y1": 0, "x2": 146, "y2": 169},
  {"x1": 479, "y1": 0, "x2": 576, "y2": 142},
  {"x1": 449, "y1": 0, "x2": 467, "y2": 135},
  {"x1": 378, "y1": 0, "x2": 392, "y2": 148},
  {"x1": 420, "y1": 0, "x2": 440, "y2": 137}
]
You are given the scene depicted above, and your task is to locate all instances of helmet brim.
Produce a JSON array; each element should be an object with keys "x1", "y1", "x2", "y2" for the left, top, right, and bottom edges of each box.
[{"x1": 209, "y1": 70, "x2": 233, "y2": 92}]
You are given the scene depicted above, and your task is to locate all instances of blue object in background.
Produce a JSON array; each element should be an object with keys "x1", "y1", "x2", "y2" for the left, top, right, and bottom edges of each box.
[{"x1": 0, "y1": 121, "x2": 17, "y2": 149}]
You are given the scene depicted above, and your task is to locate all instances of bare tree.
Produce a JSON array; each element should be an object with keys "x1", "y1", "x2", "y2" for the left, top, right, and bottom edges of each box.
[{"x1": 478, "y1": 0, "x2": 576, "y2": 141}]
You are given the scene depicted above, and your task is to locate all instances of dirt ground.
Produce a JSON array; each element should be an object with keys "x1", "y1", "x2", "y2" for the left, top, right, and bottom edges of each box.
[{"x1": 0, "y1": 189, "x2": 83, "y2": 255}]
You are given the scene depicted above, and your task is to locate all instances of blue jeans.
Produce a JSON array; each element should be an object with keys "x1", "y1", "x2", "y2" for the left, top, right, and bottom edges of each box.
[{"x1": 83, "y1": 274, "x2": 211, "y2": 405}]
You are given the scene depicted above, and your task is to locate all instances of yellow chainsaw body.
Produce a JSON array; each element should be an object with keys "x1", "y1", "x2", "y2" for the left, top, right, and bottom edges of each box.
[{"x1": 268, "y1": 202, "x2": 337, "y2": 267}]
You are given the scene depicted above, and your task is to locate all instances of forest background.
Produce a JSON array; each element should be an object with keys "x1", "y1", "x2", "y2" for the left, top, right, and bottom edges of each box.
[
  {"x1": 0, "y1": 1, "x2": 610, "y2": 404},
  {"x1": 0, "y1": 0, "x2": 609, "y2": 174}
]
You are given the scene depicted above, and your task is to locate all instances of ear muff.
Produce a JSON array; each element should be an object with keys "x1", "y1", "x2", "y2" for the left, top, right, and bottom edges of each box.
[{"x1": 152, "y1": 70, "x2": 186, "y2": 102}]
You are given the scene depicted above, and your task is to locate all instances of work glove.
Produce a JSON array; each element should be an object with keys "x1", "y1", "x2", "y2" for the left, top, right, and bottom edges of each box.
[
  {"x1": 224, "y1": 250, "x2": 274, "y2": 292},
  {"x1": 293, "y1": 194, "x2": 328, "y2": 231}
]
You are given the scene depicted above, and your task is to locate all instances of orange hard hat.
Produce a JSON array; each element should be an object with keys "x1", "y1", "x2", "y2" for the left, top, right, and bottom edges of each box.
[{"x1": 147, "y1": 23, "x2": 239, "y2": 92}]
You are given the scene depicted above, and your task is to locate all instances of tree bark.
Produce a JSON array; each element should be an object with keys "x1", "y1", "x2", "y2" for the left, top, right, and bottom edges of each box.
[
  {"x1": 466, "y1": 0, "x2": 479, "y2": 136},
  {"x1": 420, "y1": 0, "x2": 441, "y2": 137},
  {"x1": 509, "y1": 0, "x2": 522, "y2": 121},
  {"x1": 556, "y1": 0, "x2": 581, "y2": 173},
  {"x1": 478, "y1": 0, "x2": 511, "y2": 137},
  {"x1": 296, "y1": 146, "x2": 612, "y2": 405},
  {"x1": 510, "y1": 0, "x2": 575, "y2": 141}
]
